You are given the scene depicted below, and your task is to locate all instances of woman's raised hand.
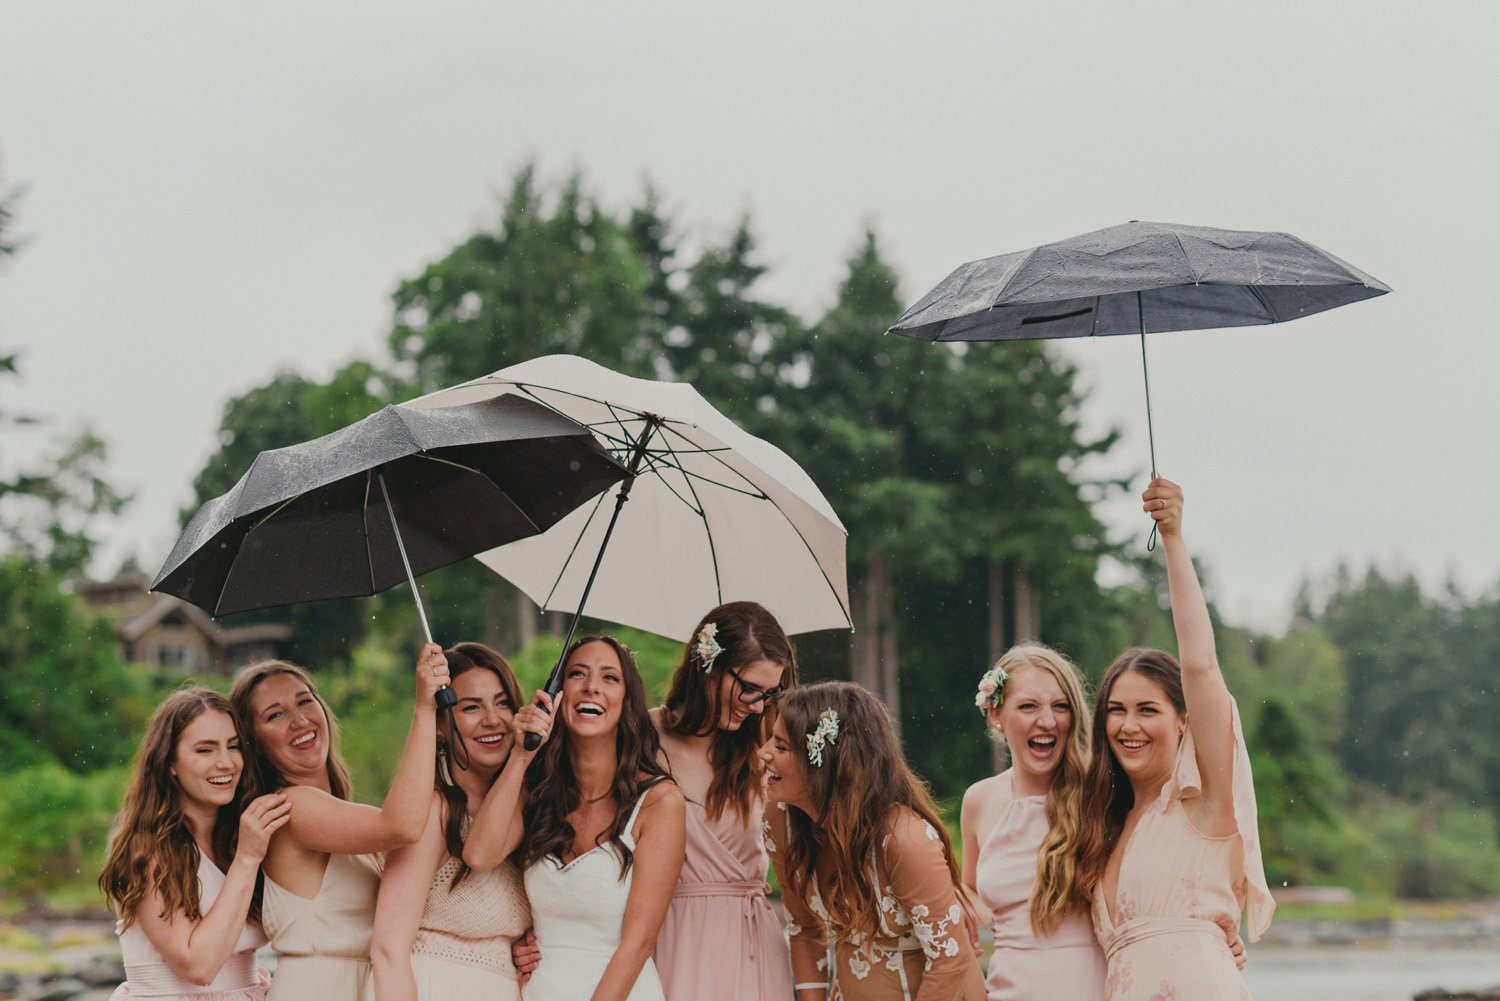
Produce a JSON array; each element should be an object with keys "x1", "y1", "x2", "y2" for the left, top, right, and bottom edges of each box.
[
  {"x1": 236, "y1": 793, "x2": 291, "y2": 863},
  {"x1": 1142, "y1": 477, "x2": 1185, "y2": 538},
  {"x1": 512, "y1": 691, "x2": 555, "y2": 760},
  {"x1": 414, "y1": 642, "x2": 450, "y2": 710}
]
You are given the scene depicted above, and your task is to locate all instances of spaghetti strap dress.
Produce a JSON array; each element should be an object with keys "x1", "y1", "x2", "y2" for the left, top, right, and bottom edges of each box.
[
  {"x1": 974, "y1": 774, "x2": 1105, "y2": 1000},
  {"x1": 408, "y1": 815, "x2": 531, "y2": 1001},
  {"x1": 262, "y1": 852, "x2": 382, "y2": 1001},
  {"x1": 1090, "y1": 699, "x2": 1274, "y2": 1001},
  {"x1": 522, "y1": 787, "x2": 667, "y2": 1001},
  {"x1": 653, "y1": 798, "x2": 793, "y2": 1001},
  {"x1": 110, "y1": 851, "x2": 268, "y2": 1001}
]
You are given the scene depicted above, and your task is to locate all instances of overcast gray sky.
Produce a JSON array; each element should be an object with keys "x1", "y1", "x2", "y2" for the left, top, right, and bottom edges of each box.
[{"x1": 2, "y1": 0, "x2": 1497, "y2": 632}]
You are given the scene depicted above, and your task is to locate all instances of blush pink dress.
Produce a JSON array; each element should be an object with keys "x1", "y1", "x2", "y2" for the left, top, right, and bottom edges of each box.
[
  {"x1": 1091, "y1": 701, "x2": 1274, "y2": 1001},
  {"x1": 653, "y1": 798, "x2": 793, "y2": 1001},
  {"x1": 974, "y1": 776, "x2": 1105, "y2": 1000}
]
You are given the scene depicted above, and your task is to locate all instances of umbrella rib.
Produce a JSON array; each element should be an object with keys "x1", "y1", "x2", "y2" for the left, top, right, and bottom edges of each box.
[
  {"x1": 540, "y1": 488, "x2": 612, "y2": 609},
  {"x1": 408, "y1": 453, "x2": 541, "y2": 534},
  {"x1": 675, "y1": 456, "x2": 723, "y2": 606},
  {"x1": 211, "y1": 493, "x2": 303, "y2": 615},
  {"x1": 636, "y1": 459, "x2": 705, "y2": 517},
  {"x1": 363, "y1": 472, "x2": 377, "y2": 594},
  {"x1": 1245, "y1": 284, "x2": 1278, "y2": 323}
]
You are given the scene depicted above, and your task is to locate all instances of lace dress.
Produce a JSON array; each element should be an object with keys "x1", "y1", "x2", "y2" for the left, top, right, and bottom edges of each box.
[
  {"x1": 1090, "y1": 700, "x2": 1274, "y2": 1001},
  {"x1": 765, "y1": 803, "x2": 984, "y2": 1001},
  {"x1": 975, "y1": 776, "x2": 1105, "y2": 1000},
  {"x1": 653, "y1": 798, "x2": 793, "y2": 1001},
  {"x1": 262, "y1": 852, "x2": 382, "y2": 1001},
  {"x1": 522, "y1": 788, "x2": 666, "y2": 1001},
  {"x1": 408, "y1": 818, "x2": 531, "y2": 1001},
  {"x1": 110, "y1": 851, "x2": 268, "y2": 1001}
]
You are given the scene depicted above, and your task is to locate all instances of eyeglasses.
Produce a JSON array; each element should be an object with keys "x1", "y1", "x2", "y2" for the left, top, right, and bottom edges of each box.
[{"x1": 724, "y1": 664, "x2": 783, "y2": 707}]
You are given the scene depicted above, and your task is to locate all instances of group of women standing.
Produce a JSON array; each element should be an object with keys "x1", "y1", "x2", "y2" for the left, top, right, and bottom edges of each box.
[{"x1": 100, "y1": 477, "x2": 1272, "y2": 1001}]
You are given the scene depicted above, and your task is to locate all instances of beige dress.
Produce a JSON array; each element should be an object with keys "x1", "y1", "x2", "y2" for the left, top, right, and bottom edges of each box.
[
  {"x1": 1090, "y1": 701, "x2": 1274, "y2": 1001},
  {"x1": 262, "y1": 853, "x2": 382, "y2": 1001},
  {"x1": 766, "y1": 802, "x2": 984, "y2": 1001},
  {"x1": 409, "y1": 824, "x2": 531, "y2": 1001}
]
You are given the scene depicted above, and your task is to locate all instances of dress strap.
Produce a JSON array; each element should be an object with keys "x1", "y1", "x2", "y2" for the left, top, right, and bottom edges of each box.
[{"x1": 625, "y1": 776, "x2": 669, "y2": 833}]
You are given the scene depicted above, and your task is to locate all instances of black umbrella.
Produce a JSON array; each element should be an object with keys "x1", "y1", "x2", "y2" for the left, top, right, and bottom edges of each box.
[
  {"x1": 153, "y1": 394, "x2": 630, "y2": 752},
  {"x1": 889, "y1": 220, "x2": 1391, "y2": 523}
]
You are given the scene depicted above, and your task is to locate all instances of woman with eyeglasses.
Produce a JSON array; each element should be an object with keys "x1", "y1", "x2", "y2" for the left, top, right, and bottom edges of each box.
[{"x1": 647, "y1": 601, "x2": 797, "y2": 1001}]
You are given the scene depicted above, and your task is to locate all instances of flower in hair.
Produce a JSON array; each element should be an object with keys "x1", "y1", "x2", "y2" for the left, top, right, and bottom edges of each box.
[
  {"x1": 694, "y1": 622, "x2": 725, "y2": 673},
  {"x1": 806, "y1": 709, "x2": 841, "y2": 767},
  {"x1": 974, "y1": 663, "x2": 1010, "y2": 714}
]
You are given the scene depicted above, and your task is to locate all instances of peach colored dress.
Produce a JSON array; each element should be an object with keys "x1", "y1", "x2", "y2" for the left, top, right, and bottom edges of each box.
[
  {"x1": 766, "y1": 802, "x2": 984, "y2": 1001},
  {"x1": 262, "y1": 853, "x2": 383, "y2": 1001},
  {"x1": 1090, "y1": 701, "x2": 1273, "y2": 1001},
  {"x1": 110, "y1": 851, "x2": 268, "y2": 1001},
  {"x1": 653, "y1": 799, "x2": 793, "y2": 1001},
  {"x1": 974, "y1": 776, "x2": 1105, "y2": 1000}
]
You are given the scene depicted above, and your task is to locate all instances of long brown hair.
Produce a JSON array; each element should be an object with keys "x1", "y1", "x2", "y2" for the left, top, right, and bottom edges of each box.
[
  {"x1": 99, "y1": 687, "x2": 243, "y2": 929},
  {"x1": 520, "y1": 635, "x2": 671, "y2": 878},
  {"x1": 985, "y1": 644, "x2": 1093, "y2": 934},
  {"x1": 438, "y1": 642, "x2": 524, "y2": 890},
  {"x1": 229, "y1": 660, "x2": 353, "y2": 803},
  {"x1": 777, "y1": 682, "x2": 972, "y2": 950},
  {"x1": 659, "y1": 601, "x2": 797, "y2": 820},
  {"x1": 1067, "y1": 648, "x2": 1186, "y2": 915}
]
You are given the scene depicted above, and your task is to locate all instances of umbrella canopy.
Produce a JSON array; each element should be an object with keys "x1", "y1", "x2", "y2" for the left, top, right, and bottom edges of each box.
[
  {"x1": 889, "y1": 220, "x2": 1391, "y2": 342},
  {"x1": 404, "y1": 354, "x2": 851, "y2": 642},
  {"x1": 153, "y1": 395, "x2": 629, "y2": 617}
]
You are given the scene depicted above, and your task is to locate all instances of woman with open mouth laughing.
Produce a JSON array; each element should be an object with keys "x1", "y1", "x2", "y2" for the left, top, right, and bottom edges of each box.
[
  {"x1": 100, "y1": 686, "x2": 290, "y2": 1001},
  {"x1": 762, "y1": 681, "x2": 984, "y2": 1001},
  {"x1": 959, "y1": 644, "x2": 1105, "y2": 1001},
  {"x1": 229, "y1": 644, "x2": 451, "y2": 1001},
  {"x1": 1064, "y1": 479, "x2": 1273, "y2": 1001},
  {"x1": 648, "y1": 602, "x2": 797, "y2": 1001},
  {"x1": 462, "y1": 634, "x2": 686, "y2": 1001},
  {"x1": 371, "y1": 643, "x2": 533, "y2": 1001}
]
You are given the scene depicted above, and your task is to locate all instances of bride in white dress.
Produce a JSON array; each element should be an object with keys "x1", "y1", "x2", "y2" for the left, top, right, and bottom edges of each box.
[{"x1": 463, "y1": 634, "x2": 686, "y2": 1001}]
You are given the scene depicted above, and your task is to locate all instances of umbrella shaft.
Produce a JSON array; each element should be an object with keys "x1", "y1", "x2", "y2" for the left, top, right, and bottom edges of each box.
[{"x1": 377, "y1": 471, "x2": 435, "y2": 645}]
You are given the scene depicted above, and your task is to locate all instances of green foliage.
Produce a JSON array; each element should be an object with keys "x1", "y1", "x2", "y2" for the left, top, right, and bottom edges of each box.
[{"x1": 0, "y1": 763, "x2": 127, "y2": 897}]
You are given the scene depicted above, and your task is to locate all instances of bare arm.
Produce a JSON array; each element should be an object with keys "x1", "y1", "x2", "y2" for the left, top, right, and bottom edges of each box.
[
  {"x1": 464, "y1": 691, "x2": 553, "y2": 872},
  {"x1": 371, "y1": 794, "x2": 448, "y2": 1001},
  {"x1": 134, "y1": 794, "x2": 290, "y2": 986},
  {"x1": 957, "y1": 775, "x2": 1001, "y2": 925},
  {"x1": 1149, "y1": 478, "x2": 1236, "y2": 819},
  {"x1": 588, "y1": 781, "x2": 686, "y2": 1001},
  {"x1": 764, "y1": 801, "x2": 830, "y2": 1001},
  {"x1": 281, "y1": 644, "x2": 450, "y2": 856}
]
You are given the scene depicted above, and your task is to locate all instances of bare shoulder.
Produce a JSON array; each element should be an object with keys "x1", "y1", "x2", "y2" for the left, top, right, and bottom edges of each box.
[
  {"x1": 962, "y1": 771, "x2": 1010, "y2": 814},
  {"x1": 643, "y1": 777, "x2": 685, "y2": 809}
]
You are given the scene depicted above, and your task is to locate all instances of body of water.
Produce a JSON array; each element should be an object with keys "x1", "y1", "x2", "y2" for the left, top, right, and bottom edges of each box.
[{"x1": 1244, "y1": 947, "x2": 1500, "y2": 1001}]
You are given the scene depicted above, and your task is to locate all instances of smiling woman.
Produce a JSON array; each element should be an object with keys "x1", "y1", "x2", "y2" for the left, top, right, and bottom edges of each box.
[{"x1": 228, "y1": 645, "x2": 451, "y2": 1001}]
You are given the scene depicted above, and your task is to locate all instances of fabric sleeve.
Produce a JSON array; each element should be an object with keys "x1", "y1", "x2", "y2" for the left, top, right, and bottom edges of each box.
[
  {"x1": 1169, "y1": 696, "x2": 1275, "y2": 940},
  {"x1": 763, "y1": 801, "x2": 829, "y2": 991},
  {"x1": 880, "y1": 808, "x2": 981, "y2": 1001}
]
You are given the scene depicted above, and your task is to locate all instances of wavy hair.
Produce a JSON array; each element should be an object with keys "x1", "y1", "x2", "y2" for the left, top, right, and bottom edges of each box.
[
  {"x1": 437, "y1": 642, "x2": 524, "y2": 890},
  {"x1": 519, "y1": 635, "x2": 670, "y2": 879},
  {"x1": 229, "y1": 660, "x2": 352, "y2": 803},
  {"x1": 1067, "y1": 648, "x2": 1186, "y2": 915},
  {"x1": 99, "y1": 687, "x2": 244, "y2": 929},
  {"x1": 659, "y1": 601, "x2": 798, "y2": 820},
  {"x1": 985, "y1": 644, "x2": 1093, "y2": 934},
  {"x1": 777, "y1": 682, "x2": 972, "y2": 950}
]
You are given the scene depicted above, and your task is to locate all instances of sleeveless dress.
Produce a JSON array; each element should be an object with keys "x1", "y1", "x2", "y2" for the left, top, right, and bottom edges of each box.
[
  {"x1": 262, "y1": 852, "x2": 382, "y2": 1001},
  {"x1": 653, "y1": 798, "x2": 793, "y2": 1001},
  {"x1": 408, "y1": 815, "x2": 532, "y2": 1001},
  {"x1": 522, "y1": 789, "x2": 667, "y2": 1001},
  {"x1": 974, "y1": 777, "x2": 1105, "y2": 1001},
  {"x1": 1090, "y1": 700, "x2": 1274, "y2": 1001},
  {"x1": 765, "y1": 802, "x2": 985, "y2": 1001},
  {"x1": 110, "y1": 851, "x2": 268, "y2": 1000}
]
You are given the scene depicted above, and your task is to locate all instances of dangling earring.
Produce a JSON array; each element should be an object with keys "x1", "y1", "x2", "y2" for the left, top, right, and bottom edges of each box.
[{"x1": 438, "y1": 743, "x2": 455, "y2": 787}]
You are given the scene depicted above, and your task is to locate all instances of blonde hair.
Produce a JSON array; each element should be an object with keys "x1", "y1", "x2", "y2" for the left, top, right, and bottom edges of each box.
[{"x1": 986, "y1": 643, "x2": 1092, "y2": 934}]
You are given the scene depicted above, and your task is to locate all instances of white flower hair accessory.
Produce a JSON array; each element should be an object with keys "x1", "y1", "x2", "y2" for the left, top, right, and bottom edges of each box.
[
  {"x1": 694, "y1": 622, "x2": 725, "y2": 673},
  {"x1": 974, "y1": 663, "x2": 1010, "y2": 714},
  {"x1": 806, "y1": 708, "x2": 841, "y2": 767}
]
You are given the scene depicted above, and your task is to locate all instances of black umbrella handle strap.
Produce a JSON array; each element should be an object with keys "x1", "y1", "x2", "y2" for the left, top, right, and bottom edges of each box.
[{"x1": 376, "y1": 471, "x2": 466, "y2": 767}]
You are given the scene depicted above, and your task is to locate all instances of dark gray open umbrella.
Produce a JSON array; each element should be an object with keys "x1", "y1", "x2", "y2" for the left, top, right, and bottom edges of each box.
[
  {"x1": 889, "y1": 220, "x2": 1391, "y2": 483},
  {"x1": 153, "y1": 394, "x2": 629, "y2": 626}
]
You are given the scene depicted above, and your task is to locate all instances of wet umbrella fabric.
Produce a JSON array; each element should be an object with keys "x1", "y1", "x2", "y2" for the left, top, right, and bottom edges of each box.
[
  {"x1": 152, "y1": 394, "x2": 630, "y2": 617},
  {"x1": 404, "y1": 354, "x2": 852, "y2": 644}
]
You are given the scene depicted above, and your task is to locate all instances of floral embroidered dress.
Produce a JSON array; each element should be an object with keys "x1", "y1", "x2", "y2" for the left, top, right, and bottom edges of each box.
[
  {"x1": 1090, "y1": 700, "x2": 1274, "y2": 1001},
  {"x1": 765, "y1": 802, "x2": 984, "y2": 1001}
]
